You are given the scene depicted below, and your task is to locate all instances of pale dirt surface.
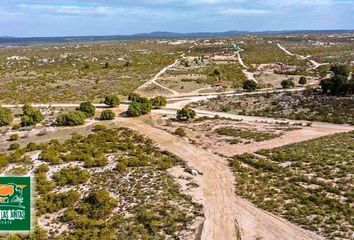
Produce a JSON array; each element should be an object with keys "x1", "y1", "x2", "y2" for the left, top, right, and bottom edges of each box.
[{"x1": 114, "y1": 111, "x2": 336, "y2": 240}]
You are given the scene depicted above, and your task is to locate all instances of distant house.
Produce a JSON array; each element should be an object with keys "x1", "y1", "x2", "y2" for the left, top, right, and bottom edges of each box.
[
  {"x1": 202, "y1": 54, "x2": 214, "y2": 60},
  {"x1": 275, "y1": 63, "x2": 296, "y2": 73},
  {"x1": 212, "y1": 82, "x2": 225, "y2": 90}
]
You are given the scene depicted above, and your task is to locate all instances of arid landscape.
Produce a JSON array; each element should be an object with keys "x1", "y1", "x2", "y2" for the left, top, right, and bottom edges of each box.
[{"x1": 0, "y1": 31, "x2": 353, "y2": 240}]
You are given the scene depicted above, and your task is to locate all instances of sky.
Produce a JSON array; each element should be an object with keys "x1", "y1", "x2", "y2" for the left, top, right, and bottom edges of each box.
[{"x1": 0, "y1": 0, "x2": 353, "y2": 37}]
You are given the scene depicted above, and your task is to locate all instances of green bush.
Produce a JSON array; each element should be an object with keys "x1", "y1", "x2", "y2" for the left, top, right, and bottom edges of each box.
[
  {"x1": 281, "y1": 79, "x2": 295, "y2": 89},
  {"x1": 56, "y1": 111, "x2": 86, "y2": 126},
  {"x1": 174, "y1": 127, "x2": 186, "y2": 137},
  {"x1": 299, "y1": 76, "x2": 307, "y2": 85},
  {"x1": 151, "y1": 96, "x2": 167, "y2": 109},
  {"x1": 176, "y1": 107, "x2": 196, "y2": 121},
  {"x1": 37, "y1": 190, "x2": 80, "y2": 214},
  {"x1": 243, "y1": 80, "x2": 258, "y2": 92},
  {"x1": 77, "y1": 189, "x2": 117, "y2": 220},
  {"x1": 0, "y1": 107, "x2": 13, "y2": 126},
  {"x1": 53, "y1": 166, "x2": 90, "y2": 186},
  {"x1": 78, "y1": 102, "x2": 96, "y2": 117},
  {"x1": 104, "y1": 95, "x2": 120, "y2": 108},
  {"x1": 100, "y1": 110, "x2": 115, "y2": 120},
  {"x1": 20, "y1": 104, "x2": 44, "y2": 127},
  {"x1": 11, "y1": 124, "x2": 20, "y2": 130},
  {"x1": 320, "y1": 65, "x2": 354, "y2": 95},
  {"x1": 126, "y1": 102, "x2": 152, "y2": 117},
  {"x1": 9, "y1": 134, "x2": 19, "y2": 141},
  {"x1": 8, "y1": 143, "x2": 20, "y2": 151}
]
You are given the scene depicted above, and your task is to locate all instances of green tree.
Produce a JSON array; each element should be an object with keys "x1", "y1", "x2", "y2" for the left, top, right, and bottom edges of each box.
[
  {"x1": 176, "y1": 107, "x2": 196, "y2": 121},
  {"x1": 56, "y1": 111, "x2": 86, "y2": 126},
  {"x1": 243, "y1": 80, "x2": 258, "y2": 92},
  {"x1": 78, "y1": 102, "x2": 96, "y2": 118},
  {"x1": 281, "y1": 79, "x2": 295, "y2": 89},
  {"x1": 81, "y1": 189, "x2": 118, "y2": 220},
  {"x1": 330, "y1": 65, "x2": 350, "y2": 77},
  {"x1": 299, "y1": 76, "x2": 307, "y2": 85},
  {"x1": 126, "y1": 97, "x2": 152, "y2": 117},
  {"x1": 320, "y1": 65, "x2": 354, "y2": 95},
  {"x1": 104, "y1": 95, "x2": 120, "y2": 108},
  {"x1": 0, "y1": 107, "x2": 13, "y2": 126},
  {"x1": 21, "y1": 104, "x2": 44, "y2": 127},
  {"x1": 100, "y1": 110, "x2": 115, "y2": 120},
  {"x1": 151, "y1": 96, "x2": 167, "y2": 109}
]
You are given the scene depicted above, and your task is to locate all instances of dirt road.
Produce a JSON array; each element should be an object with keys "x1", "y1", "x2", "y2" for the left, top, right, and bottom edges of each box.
[
  {"x1": 136, "y1": 57, "x2": 181, "y2": 96},
  {"x1": 115, "y1": 111, "x2": 334, "y2": 240},
  {"x1": 276, "y1": 43, "x2": 329, "y2": 70},
  {"x1": 236, "y1": 51, "x2": 257, "y2": 83}
]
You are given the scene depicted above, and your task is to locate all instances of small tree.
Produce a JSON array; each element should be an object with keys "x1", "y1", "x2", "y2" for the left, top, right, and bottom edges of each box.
[
  {"x1": 151, "y1": 96, "x2": 167, "y2": 109},
  {"x1": 104, "y1": 95, "x2": 120, "y2": 108},
  {"x1": 243, "y1": 80, "x2": 257, "y2": 92},
  {"x1": 56, "y1": 111, "x2": 86, "y2": 126},
  {"x1": 128, "y1": 93, "x2": 141, "y2": 102},
  {"x1": 21, "y1": 104, "x2": 44, "y2": 127},
  {"x1": 299, "y1": 76, "x2": 307, "y2": 85},
  {"x1": 176, "y1": 107, "x2": 196, "y2": 121},
  {"x1": 126, "y1": 102, "x2": 152, "y2": 117},
  {"x1": 100, "y1": 110, "x2": 115, "y2": 120},
  {"x1": 281, "y1": 79, "x2": 295, "y2": 89},
  {"x1": 0, "y1": 107, "x2": 13, "y2": 126},
  {"x1": 126, "y1": 96, "x2": 152, "y2": 117},
  {"x1": 77, "y1": 102, "x2": 96, "y2": 118}
]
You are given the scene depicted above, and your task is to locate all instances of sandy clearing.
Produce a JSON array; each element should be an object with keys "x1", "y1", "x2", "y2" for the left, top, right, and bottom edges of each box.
[
  {"x1": 115, "y1": 114, "x2": 327, "y2": 240},
  {"x1": 207, "y1": 124, "x2": 354, "y2": 157}
]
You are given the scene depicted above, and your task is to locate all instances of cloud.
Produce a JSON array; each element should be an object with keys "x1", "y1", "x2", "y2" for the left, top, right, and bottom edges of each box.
[
  {"x1": 218, "y1": 8, "x2": 270, "y2": 15},
  {"x1": 17, "y1": 4, "x2": 113, "y2": 16}
]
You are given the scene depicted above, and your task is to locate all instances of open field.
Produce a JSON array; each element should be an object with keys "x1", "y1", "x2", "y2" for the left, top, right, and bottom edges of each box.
[
  {"x1": 190, "y1": 90, "x2": 354, "y2": 125},
  {"x1": 239, "y1": 37, "x2": 307, "y2": 67},
  {"x1": 276, "y1": 34, "x2": 354, "y2": 66},
  {"x1": 231, "y1": 131, "x2": 354, "y2": 239},
  {"x1": 0, "y1": 41, "x2": 189, "y2": 103},
  {"x1": 0, "y1": 32, "x2": 353, "y2": 240}
]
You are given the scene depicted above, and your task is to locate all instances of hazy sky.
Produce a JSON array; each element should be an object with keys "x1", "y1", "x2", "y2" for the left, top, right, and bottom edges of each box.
[{"x1": 1, "y1": 0, "x2": 353, "y2": 37}]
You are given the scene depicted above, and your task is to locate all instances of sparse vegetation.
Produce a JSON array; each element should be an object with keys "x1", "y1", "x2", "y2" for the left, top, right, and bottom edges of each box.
[
  {"x1": 53, "y1": 166, "x2": 90, "y2": 186},
  {"x1": 191, "y1": 90, "x2": 354, "y2": 125},
  {"x1": 230, "y1": 131, "x2": 354, "y2": 239},
  {"x1": 215, "y1": 127, "x2": 281, "y2": 143}
]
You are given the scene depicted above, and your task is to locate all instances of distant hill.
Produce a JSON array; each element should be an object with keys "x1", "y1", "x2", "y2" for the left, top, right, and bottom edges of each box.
[{"x1": 0, "y1": 30, "x2": 353, "y2": 47}]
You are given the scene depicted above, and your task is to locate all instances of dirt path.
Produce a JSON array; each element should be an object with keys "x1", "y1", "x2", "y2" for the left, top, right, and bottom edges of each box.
[
  {"x1": 236, "y1": 51, "x2": 257, "y2": 83},
  {"x1": 115, "y1": 111, "x2": 334, "y2": 240},
  {"x1": 136, "y1": 57, "x2": 181, "y2": 96},
  {"x1": 276, "y1": 43, "x2": 329, "y2": 70}
]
